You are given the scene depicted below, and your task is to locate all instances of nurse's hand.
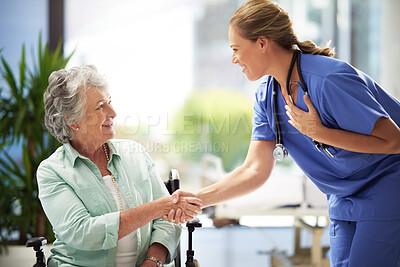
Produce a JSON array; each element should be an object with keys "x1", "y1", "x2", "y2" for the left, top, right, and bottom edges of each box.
[{"x1": 285, "y1": 95, "x2": 325, "y2": 140}]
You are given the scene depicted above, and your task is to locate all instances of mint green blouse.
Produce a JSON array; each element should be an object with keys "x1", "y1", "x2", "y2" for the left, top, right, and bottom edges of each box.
[{"x1": 37, "y1": 139, "x2": 181, "y2": 267}]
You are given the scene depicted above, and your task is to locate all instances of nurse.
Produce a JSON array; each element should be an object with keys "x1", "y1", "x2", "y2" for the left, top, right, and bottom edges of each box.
[{"x1": 167, "y1": 0, "x2": 400, "y2": 266}]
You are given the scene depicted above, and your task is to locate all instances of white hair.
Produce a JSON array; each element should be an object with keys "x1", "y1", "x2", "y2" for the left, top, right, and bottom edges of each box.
[{"x1": 44, "y1": 65, "x2": 109, "y2": 143}]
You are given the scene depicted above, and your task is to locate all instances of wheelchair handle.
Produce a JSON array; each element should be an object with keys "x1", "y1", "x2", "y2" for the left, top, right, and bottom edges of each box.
[
  {"x1": 169, "y1": 168, "x2": 180, "y2": 181},
  {"x1": 26, "y1": 237, "x2": 47, "y2": 251},
  {"x1": 26, "y1": 237, "x2": 47, "y2": 267},
  {"x1": 169, "y1": 169, "x2": 180, "y2": 193}
]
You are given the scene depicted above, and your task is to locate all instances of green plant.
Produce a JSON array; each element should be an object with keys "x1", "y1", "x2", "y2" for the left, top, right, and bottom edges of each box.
[
  {"x1": 172, "y1": 89, "x2": 253, "y2": 171},
  {"x1": 0, "y1": 34, "x2": 73, "y2": 254}
]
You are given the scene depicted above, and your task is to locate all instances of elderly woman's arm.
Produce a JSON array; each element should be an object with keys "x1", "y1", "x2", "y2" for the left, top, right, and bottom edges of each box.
[
  {"x1": 37, "y1": 163, "x2": 201, "y2": 252},
  {"x1": 139, "y1": 152, "x2": 200, "y2": 265}
]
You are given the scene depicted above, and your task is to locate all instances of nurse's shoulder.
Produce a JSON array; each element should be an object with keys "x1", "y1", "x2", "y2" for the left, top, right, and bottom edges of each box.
[{"x1": 301, "y1": 53, "x2": 354, "y2": 79}]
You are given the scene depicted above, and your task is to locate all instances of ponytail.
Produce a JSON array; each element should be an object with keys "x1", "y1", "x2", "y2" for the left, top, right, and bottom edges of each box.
[{"x1": 296, "y1": 39, "x2": 335, "y2": 57}]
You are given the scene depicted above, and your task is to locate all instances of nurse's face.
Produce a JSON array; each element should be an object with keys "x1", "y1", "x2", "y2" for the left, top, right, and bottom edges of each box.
[{"x1": 229, "y1": 25, "x2": 267, "y2": 81}]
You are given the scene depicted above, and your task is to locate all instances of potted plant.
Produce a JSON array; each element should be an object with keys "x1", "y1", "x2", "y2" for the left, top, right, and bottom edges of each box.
[{"x1": 0, "y1": 33, "x2": 73, "y2": 254}]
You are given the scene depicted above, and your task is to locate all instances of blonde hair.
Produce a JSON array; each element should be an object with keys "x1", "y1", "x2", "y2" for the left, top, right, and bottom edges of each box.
[{"x1": 229, "y1": 0, "x2": 335, "y2": 57}]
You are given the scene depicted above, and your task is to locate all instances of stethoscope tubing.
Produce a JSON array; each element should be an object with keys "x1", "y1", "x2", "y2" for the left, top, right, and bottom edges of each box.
[
  {"x1": 272, "y1": 50, "x2": 306, "y2": 161},
  {"x1": 273, "y1": 50, "x2": 308, "y2": 147},
  {"x1": 272, "y1": 50, "x2": 331, "y2": 161}
]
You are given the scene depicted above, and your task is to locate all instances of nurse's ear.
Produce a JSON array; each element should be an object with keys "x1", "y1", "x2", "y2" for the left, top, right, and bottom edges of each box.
[{"x1": 257, "y1": 36, "x2": 270, "y2": 53}]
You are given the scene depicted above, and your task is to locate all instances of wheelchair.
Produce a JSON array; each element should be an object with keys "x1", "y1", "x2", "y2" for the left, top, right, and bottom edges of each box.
[{"x1": 27, "y1": 169, "x2": 201, "y2": 267}]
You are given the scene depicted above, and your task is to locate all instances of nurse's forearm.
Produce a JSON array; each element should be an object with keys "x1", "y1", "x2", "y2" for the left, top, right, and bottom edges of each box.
[
  {"x1": 197, "y1": 140, "x2": 276, "y2": 207},
  {"x1": 162, "y1": 141, "x2": 276, "y2": 224},
  {"x1": 314, "y1": 117, "x2": 400, "y2": 154},
  {"x1": 286, "y1": 96, "x2": 400, "y2": 154},
  {"x1": 197, "y1": 162, "x2": 273, "y2": 207}
]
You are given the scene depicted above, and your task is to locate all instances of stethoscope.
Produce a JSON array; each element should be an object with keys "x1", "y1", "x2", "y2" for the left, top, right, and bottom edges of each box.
[{"x1": 272, "y1": 50, "x2": 333, "y2": 161}]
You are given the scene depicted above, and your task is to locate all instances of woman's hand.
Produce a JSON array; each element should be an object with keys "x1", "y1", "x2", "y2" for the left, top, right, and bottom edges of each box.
[
  {"x1": 285, "y1": 95, "x2": 325, "y2": 140},
  {"x1": 162, "y1": 190, "x2": 203, "y2": 224}
]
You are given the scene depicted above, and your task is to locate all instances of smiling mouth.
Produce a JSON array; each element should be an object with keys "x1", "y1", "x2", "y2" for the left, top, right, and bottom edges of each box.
[{"x1": 102, "y1": 122, "x2": 114, "y2": 127}]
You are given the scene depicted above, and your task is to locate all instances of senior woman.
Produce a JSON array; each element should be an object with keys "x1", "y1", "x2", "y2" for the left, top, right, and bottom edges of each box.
[{"x1": 37, "y1": 65, "x2": 202, "y2": 267}]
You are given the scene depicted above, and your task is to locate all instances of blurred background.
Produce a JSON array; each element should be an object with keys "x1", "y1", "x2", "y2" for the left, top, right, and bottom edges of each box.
[{"x1": 1, "y1": 0, "x2": 399, "y2": 266}]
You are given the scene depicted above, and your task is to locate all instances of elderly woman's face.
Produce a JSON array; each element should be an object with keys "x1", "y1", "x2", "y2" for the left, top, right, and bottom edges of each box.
[{"x1": 74, "y1": 86, "x2": 117, "y2": 145}]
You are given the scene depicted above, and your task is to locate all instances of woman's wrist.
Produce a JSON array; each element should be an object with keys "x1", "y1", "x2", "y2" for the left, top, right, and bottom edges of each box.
[
  {"x1": 155, "y1": 196, "x2": 175, "y2": 217},
  {"x1": 145, "y1": 256, "x2": 164, "y2": 266}
]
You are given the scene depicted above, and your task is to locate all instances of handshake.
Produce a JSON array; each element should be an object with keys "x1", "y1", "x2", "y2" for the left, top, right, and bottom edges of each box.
[{"x1": 161, "y1": 190, "x2": 204, "y2": 224}]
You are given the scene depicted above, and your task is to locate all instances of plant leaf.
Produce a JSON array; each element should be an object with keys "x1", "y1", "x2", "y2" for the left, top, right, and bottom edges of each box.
[
  {"x1": 18, "y1": 45, "x2": 26, "y2": 96},
  {"x1": 1, "y1": 58, "x2": 20, "y2": 103}
]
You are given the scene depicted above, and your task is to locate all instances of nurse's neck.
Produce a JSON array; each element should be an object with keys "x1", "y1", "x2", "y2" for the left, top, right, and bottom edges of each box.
[{"x1": 267, "y1": 45, "x2": 300, "y2": 104}]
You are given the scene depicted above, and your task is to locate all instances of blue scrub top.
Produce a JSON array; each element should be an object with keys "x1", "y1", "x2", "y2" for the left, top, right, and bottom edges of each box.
[{"x1": 252, "y1": 52, "x2": 400, "y2": 221}]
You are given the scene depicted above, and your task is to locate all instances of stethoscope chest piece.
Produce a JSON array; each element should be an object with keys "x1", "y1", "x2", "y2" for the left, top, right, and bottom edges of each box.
[{"x1": 273, "y1": 144, "x2": 288, "y2": 161}]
